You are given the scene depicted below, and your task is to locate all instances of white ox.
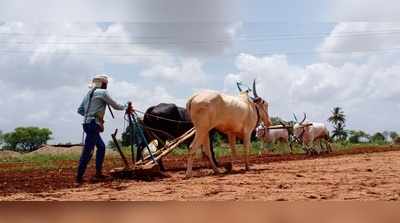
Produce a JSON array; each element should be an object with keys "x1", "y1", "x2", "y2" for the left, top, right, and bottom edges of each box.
[
  {"x1": 185, "y1": 80, "x2": 272, "y2": 178},
  {"x1": 293, "y1": 113, "x2": 331, "y2": 154},
  {"x1": 256, "y1": 125, "x2": 289, "y2": 144},
  {"x1": 256, "y1": 125, "x2": 291, "y2": 152}
]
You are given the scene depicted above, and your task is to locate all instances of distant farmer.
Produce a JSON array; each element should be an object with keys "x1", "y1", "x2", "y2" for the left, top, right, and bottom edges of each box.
[{"x1": 76, "y1": 74, "x2": 129, "y2": 185}]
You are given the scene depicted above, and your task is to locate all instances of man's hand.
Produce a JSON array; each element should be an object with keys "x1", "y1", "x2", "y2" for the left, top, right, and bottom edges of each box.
[{"x1": 126, "y1": 101, "x2": 134, "y2": 114}]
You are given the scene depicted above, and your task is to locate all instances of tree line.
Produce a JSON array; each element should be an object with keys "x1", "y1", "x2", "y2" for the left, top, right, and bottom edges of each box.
[
  {"x1": 1, "y1": 107, "x2": 399, "y2": 152},
  {"x1": 0, "y1": 127, "x2": 52, "y2": 152},
  {"x1": 328, "y1": 107, "x2": 399, "y2": 144}
]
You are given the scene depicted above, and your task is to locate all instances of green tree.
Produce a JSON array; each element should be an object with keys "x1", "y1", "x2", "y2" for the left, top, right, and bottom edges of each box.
[
  {"x1": 389, "y1": 132, "x2": 398, "y2": 141},
  {"x1": 108, "y1": 138, "x2": 122, "y2": 149},
  {"x1": 331, "y1": 122, "x2": 347, "y2": 141},
  {"x1": 213, "y1": 131, "x2": 226, "y2": 146},
  {"x1": 382, "y1": 131, "x2": 390, "y2": 141},
  {"x1": 328, "y1": 107, "x2": 347, "y2": 141},
  {"x1": 348, "y1": 130, "x2": 370, "y2": 143},
  {"x1": 2, "y1": 127, "x2": 52, "y2": 152},
  {"x1": 370, "y1": 132, "x2": 386, "y2": 143},
  {"x1": 0, "y1": 130, "x2": 3, "y2": 148},
  {"x1": 122, "y1": 123, "x2": 134, "y2": 147},
  {"x1": 270, "y1": 116, "x2": 286, "y2": 126}
]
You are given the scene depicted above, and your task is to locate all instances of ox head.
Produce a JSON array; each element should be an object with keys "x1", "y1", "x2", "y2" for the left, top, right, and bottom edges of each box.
[
  {"x1": 252, "y1": 80, "x2": 272, "y2": 127},
  {"x1": 255, "y1": 124, "x2": 266, "y2": 138},
  {"x1": 292, "y1": 113, "x2": 307, "y2": 140}
]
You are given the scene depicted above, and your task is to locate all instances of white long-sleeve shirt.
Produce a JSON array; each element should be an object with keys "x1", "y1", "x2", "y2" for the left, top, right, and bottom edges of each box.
[{"x1": 77, "y1": 88, "x2": 126, "y2": 124}]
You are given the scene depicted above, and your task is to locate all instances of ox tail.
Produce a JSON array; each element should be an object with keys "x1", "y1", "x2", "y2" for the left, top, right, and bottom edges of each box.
[
  {"x1": 209, "y1": 129, "x2": 219, "y2": 167},
  {"x1": 186, "y1": 94, "x2": 196, "y2": 115}
]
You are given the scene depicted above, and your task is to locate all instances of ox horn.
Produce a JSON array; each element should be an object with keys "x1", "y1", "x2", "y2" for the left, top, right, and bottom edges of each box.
[
  {"x1": 300, "y1": 112, "x2": 307, "y2": 124},
  {"x1": 293, "y1": 113, "x2": 307, "y2": 124},
  {"x1": 252, "y1": 79, "x2": 259, "y2": 98},
  {"x1": 293, "y1": 113, "x2": 298, "y2": 122},
  {"x1": 236, "y1": 81, "x2": 243, "y2": 92}
]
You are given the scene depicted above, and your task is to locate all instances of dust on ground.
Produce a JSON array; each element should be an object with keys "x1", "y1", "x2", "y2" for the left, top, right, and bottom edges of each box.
[{"x1": 2, "y1": 149, "x2": 400, "y2": 201}]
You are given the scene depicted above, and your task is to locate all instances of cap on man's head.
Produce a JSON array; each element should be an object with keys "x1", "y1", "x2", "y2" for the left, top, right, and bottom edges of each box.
[{"x1": 90, "y1": 74, "x2": 109, "y2": 88}]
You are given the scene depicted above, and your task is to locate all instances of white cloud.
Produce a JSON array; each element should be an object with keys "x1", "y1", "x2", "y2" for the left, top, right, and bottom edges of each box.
[
  {"x1": 0, "y1": 22, "x2": 177, "y2": 90},
  {"x1": 224, "y1": 22, "x2": 400, "y2": 134},
  {"x1": 225, "y1": 51, "x2": 400, "y2": 133},
  {"x1": 0, "y1": 0, "x2": 241, "y2": 56},
  {"x1": 329, "y1": 0, "x2": 400, "y2": 21},
  {"x1": 0, "y1": 0, "x2": 133, "y2": 22},
  {"x1": 318, "y1": 22, "x2": 400, "y2": 65},
  {"x1": 139, "y1": 58, "x2": 207, "y2": 85},
  {"x1": 0, "y1": 76, "x2": 185, "y2": 143},
  {"x1": 0, "y1": 22, "x2": 201, "y2": 143},
  {"x1": 0, "y1": 0, "x2": 240, "y2": 22}
]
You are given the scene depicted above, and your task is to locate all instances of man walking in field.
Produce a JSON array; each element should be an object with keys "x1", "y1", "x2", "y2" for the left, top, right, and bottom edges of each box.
[{"x1": 76, "y1": 74, "x2": 129, "y2": 185}]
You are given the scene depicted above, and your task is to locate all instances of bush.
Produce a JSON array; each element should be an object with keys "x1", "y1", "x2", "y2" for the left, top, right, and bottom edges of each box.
[
  {"x1": 0, "y1": 130, "x2": 3, "y2": 148},
  {"x1": 370, "y1": 132, "x2": 386, "y2": 144},
  {"x1": 348, "y1": 130, "x2": 370, "y2": 143},
  {"x1": 394, "y1": 137, "x2": 400, "y2": 145},
  {"x1": 213, "y1": 132, "x2": 225, "y2": 147},
  {"x1": 2, "y1": 127, "x2": 52, "y2": 152},
  {"x1": 108, "y1": 139, "x2": 122, "y2": 149}
]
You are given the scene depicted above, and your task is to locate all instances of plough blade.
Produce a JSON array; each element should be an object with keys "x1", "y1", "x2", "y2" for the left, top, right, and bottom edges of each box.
[{"x1": 110, "y1": 165, "x2": 162, "y2": 179}]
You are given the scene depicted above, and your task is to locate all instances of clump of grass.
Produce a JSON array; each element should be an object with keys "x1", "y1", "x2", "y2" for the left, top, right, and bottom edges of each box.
[
  {"x1": 0, "y1": 153, "x2": 81, "y2": 164},
  {"x1": 0, "y1": 153, "x2": 81, "y2": 172}
]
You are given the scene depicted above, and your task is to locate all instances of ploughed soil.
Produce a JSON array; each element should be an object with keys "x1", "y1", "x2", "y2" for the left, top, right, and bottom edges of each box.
[{"x1": 1, "y1": 146, "x2": 400, "y2": 201}]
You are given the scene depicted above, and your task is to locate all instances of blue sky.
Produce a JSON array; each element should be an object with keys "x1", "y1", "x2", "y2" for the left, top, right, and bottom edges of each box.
[
  {"x1": 0, "y1": 1, "x2": 400, "y2": 143},
  {"x1": 239, "y1": 1, "x2": 329, "y2": 22}
]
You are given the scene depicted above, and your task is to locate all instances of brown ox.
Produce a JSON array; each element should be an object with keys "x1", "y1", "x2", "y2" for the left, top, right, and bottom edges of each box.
[{"x1": 185, "y1": 80, "x2": 272, "y2": 178}]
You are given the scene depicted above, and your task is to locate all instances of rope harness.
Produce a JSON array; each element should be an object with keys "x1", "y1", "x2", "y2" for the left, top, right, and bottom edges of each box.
[
  {"x1": 124, "y1": 110, "x2": 158, "y2": 164},
  {"x1": 128, "y1": 110, "x2": 188, "y2": 141},
  {"x1": 135, "y1": 109, "x2": 193, "y2": 124},
  {"x1": 296, "y1": 125, "x2": 308, "y2": 144},
  {"x1": 254, "y1": 105, "x2": 260, "y2": 129}
]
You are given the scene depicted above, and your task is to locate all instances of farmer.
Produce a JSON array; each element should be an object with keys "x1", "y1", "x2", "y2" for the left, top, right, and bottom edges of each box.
[{"x1": 76, "y1": 74, "x2": 129, "y2": 185}]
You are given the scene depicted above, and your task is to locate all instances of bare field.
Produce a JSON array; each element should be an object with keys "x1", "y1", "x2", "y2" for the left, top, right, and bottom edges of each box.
[{"x1": 1, "y1": 146, "x2": 400, "y2": 201}]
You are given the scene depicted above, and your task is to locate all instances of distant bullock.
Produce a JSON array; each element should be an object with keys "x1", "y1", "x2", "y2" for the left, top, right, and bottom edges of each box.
[
  {"x1": 293, "y1": 113, "x2": 332, "y2": 154},
  {"x1": 256, "y1": 124, "x2": 290, "y2": 152},
  {"x1": 185, "y1": 80, "x2": 272, "y2": 178}
]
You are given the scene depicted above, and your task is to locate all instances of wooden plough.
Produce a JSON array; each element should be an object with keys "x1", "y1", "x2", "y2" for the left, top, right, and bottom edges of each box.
[{"x1": 110, "y1": 127, "x2": 196, "y2": 179}]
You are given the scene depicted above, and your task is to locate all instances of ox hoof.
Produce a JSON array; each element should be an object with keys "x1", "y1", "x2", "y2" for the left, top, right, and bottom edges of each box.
[
  {"x1": 224, "y1": 163, "x2": 233, "y2": 173},
  {"x1": 212, "y1": 167, "x2": 222, "y2": 174},
  {"x1": 214, "y1": 170, "x2": 224, "y2": 177},
  {"x1": 183, "y1": 173, "x2": 192, "y2": 180},
  {"x1": 183, "y1": 176, "x2": 192, "y2": 180}
]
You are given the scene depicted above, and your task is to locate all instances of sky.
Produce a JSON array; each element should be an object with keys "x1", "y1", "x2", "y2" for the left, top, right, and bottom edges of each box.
[{"x1": 0, "y1": 0, "x2": 400, "y2": 143}]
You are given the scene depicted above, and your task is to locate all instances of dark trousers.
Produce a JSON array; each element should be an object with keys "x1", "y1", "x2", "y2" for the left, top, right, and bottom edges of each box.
[{"x1": 76, "y1": 120, "x2": 105, "y2": 181}]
